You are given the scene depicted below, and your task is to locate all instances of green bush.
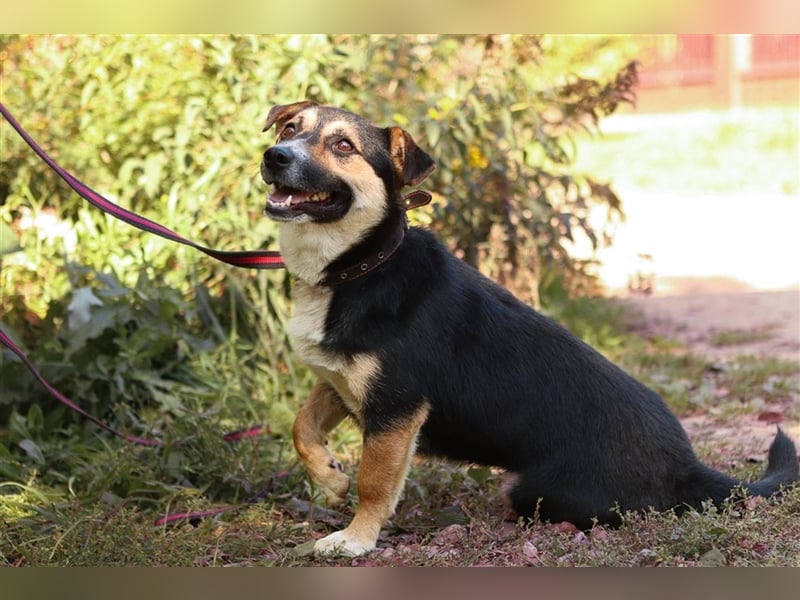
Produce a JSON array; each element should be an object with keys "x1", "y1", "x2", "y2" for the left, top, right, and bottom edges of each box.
[{"x1": 0, "y1": 35, "x2": 637, "y2": 498}]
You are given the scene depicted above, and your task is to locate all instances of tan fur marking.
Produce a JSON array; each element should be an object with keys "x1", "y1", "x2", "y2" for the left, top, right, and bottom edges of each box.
[
  {"x1": 388, "y1": 126, "x2": 407, "y2": 179},
  {"x1": 264, "y1": 102, "x2": 318, "y2": 135},
  {"x1": 296, "y1": 105, "x2": 319, "y2": 136},
  {"x1": 292, "y1": 383, "x2": 350, "y2": 506},
  {"x1": 314, "y1": 403, "x2": 431, "y2": 555},
  {"x1": 312, "y1": 353, "x2": 380, "y2": 420},
  {"x1": 288, "y1": 281, "x2": 380, "y2": 420},
  {"x1": 313, "y1": 119, "x2": 387, "y2": 213}
]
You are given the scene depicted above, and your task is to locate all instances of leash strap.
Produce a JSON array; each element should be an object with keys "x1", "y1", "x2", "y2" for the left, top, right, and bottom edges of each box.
[
  {"x1": 0, "y1": 327, "x2": 164, "y2": 446},
  {"x1": 0, "y1": 326, "x2": 272, "y2": 448},
  {"x1": 0, "y1": 102, "x2": 286, "y2": 270},
  {"x1": 0, "y1": 102, "x2": 283, "y2": 447},
  {"x1": 0, "y1": 102, "x2": 430, "y2": 450}
]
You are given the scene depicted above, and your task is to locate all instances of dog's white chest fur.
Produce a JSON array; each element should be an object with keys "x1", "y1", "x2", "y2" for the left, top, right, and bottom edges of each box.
[{"x1": 289, "y1": 281, "x2": 378, "y2": 417}]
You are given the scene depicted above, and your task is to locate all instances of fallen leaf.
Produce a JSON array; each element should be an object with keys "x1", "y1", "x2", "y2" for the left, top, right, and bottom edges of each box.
[
  {"x1": 744, "y1": 496, "x2": 766, "y2": 510},
  {"x1": 522, "y1": 541, "x2": 539, "y2": 565},
  {"x1": 467, "y1": 466, "x2": 493, "y2": 485},
  {"x1": 292, "y1": 540, "x2": 317, "y2": 557},
  {"x1": 434, "y1": 505, "x2": 469, "y2": 527},
  {"x1": 551, "y1": 521, "x2": 579, "y2": 534},
  {"x1": 430, "y1": 523, "x2": 468, "y2": 546},
  {"x1": 757, "y1": 411, "x2": 783, "y2": 425},
  {"x1": 751, "y1": 542, "x2": 770, "y2": 558},
  {"x1": 572, "y1": 531, "x2": 588, "y2": 544}
]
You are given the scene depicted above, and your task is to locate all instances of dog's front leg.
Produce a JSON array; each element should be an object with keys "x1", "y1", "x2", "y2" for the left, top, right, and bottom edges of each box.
[
  {"x1": 314, "y1": 405, "x2": 429, "y2": 557},
  {"x1": 293, "y1": 383, "x2": 351, "y2": 506}
]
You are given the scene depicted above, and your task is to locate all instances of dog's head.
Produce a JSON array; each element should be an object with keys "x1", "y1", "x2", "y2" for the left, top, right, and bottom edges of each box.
[{"x1": 261, "y1": 101, "x2": 435, "y2": 225}]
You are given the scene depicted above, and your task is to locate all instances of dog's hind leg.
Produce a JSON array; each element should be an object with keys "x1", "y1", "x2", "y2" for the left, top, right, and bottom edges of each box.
[
  {"x1": 314, "y1": 404, "x2": 430, "y2": 556},
  {"x1": 507, "y1": 466, "x2": 619, "y2": 530},
  {"x1": 293, "y1": 383, "x2": 351, "y2": 507}
]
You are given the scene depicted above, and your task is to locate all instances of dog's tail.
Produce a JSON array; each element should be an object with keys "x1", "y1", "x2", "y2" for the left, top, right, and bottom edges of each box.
[
  {"x1": 742, "y1": 427, "x2": 799, "y2": 497},
  {"x1": 684, "y1": 427, "x2": 797, "y2": 513}
]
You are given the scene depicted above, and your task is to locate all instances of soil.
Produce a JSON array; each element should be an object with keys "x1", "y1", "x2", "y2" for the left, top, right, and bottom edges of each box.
[{"x1": 624, "y1": 284, "x2": 800, "y2": 362}]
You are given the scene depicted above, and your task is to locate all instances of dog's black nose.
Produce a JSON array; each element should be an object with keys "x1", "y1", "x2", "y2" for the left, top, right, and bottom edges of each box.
[{"x1": 264, "y1": 146, "x2": 294, "y2": 171}]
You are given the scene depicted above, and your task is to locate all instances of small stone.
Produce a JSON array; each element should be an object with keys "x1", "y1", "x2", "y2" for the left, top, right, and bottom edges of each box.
[{"x1": 699, "y1": 547, "x2": 727, "y2": 566}]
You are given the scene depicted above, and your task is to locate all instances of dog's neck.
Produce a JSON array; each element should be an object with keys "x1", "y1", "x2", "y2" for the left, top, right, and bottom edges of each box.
[
  {"x1": 277, "y1": 191, "x2": 430, "y2": 287},
  {"x1": 320, "y1": 214, "x2": 407, "y2": 286},
  {"x1": 277, "y1": 203, "x2": 394, "y2": 286}
]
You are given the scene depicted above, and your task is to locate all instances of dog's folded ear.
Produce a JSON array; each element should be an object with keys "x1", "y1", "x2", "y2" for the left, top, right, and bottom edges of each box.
[
  {"x1": 387, "y1": 127, "x2": 436, "y2": 187},
  {"x1": 263, "y1": 101, "x2": 318, "y2": 132}
]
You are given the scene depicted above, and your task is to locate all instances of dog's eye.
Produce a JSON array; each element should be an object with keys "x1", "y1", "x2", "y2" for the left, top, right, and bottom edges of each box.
[
  {"x1": 280, "y1": 124, "x2": 296, "y2": 140},
  {"x1": 335, "y1": 139, "x2": 355, "y2": 153}
]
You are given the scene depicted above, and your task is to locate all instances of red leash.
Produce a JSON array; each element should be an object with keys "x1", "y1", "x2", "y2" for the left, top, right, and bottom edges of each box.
[
  {"x1": 1, "y1": 103, "x2": 430, "y2": 523},
  {"x1": 0, "y1": 102, "x2": 286, "y2": 270},
  {"x1": 1, "y1": 101, "x2": 287, "y2": 450}
]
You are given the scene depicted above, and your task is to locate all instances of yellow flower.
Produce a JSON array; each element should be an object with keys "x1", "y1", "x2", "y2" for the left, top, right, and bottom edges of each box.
[{"x1": 467, "y1": 145, "x2": 489, "y2": 169}]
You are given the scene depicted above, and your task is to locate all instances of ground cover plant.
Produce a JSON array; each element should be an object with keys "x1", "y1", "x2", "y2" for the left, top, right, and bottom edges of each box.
[{"x1": 2, "y1": 298, "x2": 798, "y2": 566}]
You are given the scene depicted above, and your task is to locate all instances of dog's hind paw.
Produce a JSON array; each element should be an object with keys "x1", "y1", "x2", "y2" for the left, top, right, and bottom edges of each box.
[{"x1": 314, "y1": 530, "x2": 375, "y2": 557}]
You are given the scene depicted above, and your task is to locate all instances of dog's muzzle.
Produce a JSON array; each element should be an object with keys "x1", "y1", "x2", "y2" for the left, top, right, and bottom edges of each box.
[{"x1": 261, "y1": 145, "x2": 295, "y2": 183}]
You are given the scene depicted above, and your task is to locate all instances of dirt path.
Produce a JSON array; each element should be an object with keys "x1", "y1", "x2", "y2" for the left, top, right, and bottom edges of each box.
[
  {"x1": 577, "y1": 178, "x2": 800, "y2": 456},
  {"x1": 624, "y1": 286, "x2": 800, "y2": 361}
]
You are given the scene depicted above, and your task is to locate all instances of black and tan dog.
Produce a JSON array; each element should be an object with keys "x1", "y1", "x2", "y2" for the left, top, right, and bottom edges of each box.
[{"x1": 260, "y1": 101, "x2": 799, "y2": 556}]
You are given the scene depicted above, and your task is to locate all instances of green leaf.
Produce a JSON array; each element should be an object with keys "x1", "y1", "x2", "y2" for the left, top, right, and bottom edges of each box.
[
  {"x1": 18, "y1": 439, "x2": 45, "y2": 465},
  {"x1": 293, "y1": 540, "x2": 317, "y2": 557},
  {"x1": 66, "y1": 287, "x2": 104, "y2": 331},
  {"x1": 0, "y1": 221, "x2": 22, "y2": 256},
  {"x1": 466, "y1": 465, "x2": 492, "y2": 485},
  {"x1": 699, "y1": 547, "x2": 727, "y2": 566},
  {"x1": 434, "y1": 505, "x2": 470, "y2": 528}
]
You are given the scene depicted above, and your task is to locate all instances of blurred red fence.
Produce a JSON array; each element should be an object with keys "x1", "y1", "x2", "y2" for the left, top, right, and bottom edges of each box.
[{"x1": 633, "y1": 35, "x2": 799, "y2": 111}]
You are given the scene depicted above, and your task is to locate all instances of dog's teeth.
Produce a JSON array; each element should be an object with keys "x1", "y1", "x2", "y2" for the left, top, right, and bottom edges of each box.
[{"x1": 287, "y1": 194, "x2": 293, "y2": 203}]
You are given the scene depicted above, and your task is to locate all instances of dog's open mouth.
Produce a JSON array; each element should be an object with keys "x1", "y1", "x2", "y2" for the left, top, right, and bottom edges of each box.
[
  {"x1": 268, "y1": 186, "x2": 336, "y2": 209},
  {"x1": 265, "y1": 184, "x2": 352, "y2": 222}
]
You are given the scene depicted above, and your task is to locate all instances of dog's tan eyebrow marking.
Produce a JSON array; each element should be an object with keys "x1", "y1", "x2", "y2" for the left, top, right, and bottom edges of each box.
[
  {"x1": 283, "y1": 106, "x2": 320, "y2": 136},
  {"x1": 320, "y1": 120, "x2": 360, "y2": 148}
]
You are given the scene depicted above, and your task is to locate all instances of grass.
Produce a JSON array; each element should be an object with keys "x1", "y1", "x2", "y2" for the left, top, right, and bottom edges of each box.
[
  {"x1": 2, "y1": 298, "x2": 798, "y2": 567},
  {"x1": 4, "y1": 464, "x2": 799, "y2": 567},
  {"x1": 573, "y1": 106, "x2": 799, "y2": 196},
  {"x1": 709, "y1": 326, "x2": 778, "y2": 347}
]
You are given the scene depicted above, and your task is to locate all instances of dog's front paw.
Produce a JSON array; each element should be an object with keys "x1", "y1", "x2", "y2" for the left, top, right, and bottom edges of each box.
[
  {"x1": 314, "y1": 529, "x2": 376, "y2": 557},
  {"x1": 314, "y1": 459, "x2": 351, "y2": 507}
]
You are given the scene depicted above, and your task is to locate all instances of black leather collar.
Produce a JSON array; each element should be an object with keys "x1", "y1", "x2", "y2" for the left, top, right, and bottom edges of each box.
[{"x1": 320, "y1": 190, "x2": 431, "y2": 287}]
